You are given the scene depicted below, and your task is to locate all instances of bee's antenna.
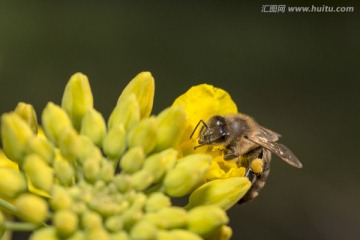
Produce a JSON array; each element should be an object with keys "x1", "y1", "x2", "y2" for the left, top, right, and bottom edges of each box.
[{"x1": 190, "y1": 119, "x2": 208, "y2": 139}]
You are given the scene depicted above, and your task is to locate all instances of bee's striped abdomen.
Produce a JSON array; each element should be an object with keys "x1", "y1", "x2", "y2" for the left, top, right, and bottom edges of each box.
[{"x1": 238, "y1": 149, "x2": 271, "y2": 204}]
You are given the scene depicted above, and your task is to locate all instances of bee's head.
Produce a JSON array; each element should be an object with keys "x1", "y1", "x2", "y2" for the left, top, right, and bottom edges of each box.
[{"x1": 191, "y1": 116, "x2": 230, "y2": 149}]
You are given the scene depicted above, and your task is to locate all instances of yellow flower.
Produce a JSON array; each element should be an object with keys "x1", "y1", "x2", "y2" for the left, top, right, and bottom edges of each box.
[
  {"x1": 172, "y1": 84, "x2": 237, "y2": 156},
  {"x1": 0, "y1": 72, "x2": 243, "y2": 240},
  {"x1": 172, "y1": 84, "x2": 251, "y2": 210}
]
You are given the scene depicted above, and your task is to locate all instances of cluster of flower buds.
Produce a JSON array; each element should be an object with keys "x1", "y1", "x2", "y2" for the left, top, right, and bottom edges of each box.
[{"x1": 0, "y1": 72, "x2": 251, "y2": 240}]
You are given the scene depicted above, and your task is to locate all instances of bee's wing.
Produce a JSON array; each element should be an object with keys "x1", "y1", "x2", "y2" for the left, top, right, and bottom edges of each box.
[
  {"x1": 248, "y1": 130, "x2": 303, "y2": 168},
  {"x1": 256, "y1": 127, "x2": 281, "y2": 142}
]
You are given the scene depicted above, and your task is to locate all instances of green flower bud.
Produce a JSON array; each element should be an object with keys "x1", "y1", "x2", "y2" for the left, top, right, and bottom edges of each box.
[
  {"x1": 105, "y1": 215, "x2": 123, "y2": 232},
  {"x1": 110, "y1": 231, "x2": 129, "y2": 240},
  {"x1": 145, "y1": 192, "x2": 171, "y2": 213},
  {"x1": 53, "y1": 157, "x2": 75, "y2": 186},
  {"x1": 144, "y1": 207, "x2": 187, "y2": 229},
  {"x1": 204, "y1": 225, "x2": 232, "y2": 240},
  {"x1": 130, "y1": 220, "x2": 157, "y2": 240},
  {"x1": 76, "y1": 136, "x2": 103, "y2": 164},
  {"x1": 68, "y1": 186, "x2": 81, "y2": 199},
  {"x1": 157, "y1": 230, "x2": 202, "y2": 240},
  {"x1": 87, "y1": 228, "x2": 110, "y2": 240},
  {"x1": 79, "y1": 187, "x2": 93, "y2": 204},
  {"x1": 121, "y1": 209, "x2": 143, "y2": 231},
  {"x1": 128, "y1": 193, "x2": 147, "y2": 211},
  {"x1": 14, "y1": 102, "x2": 38, "y2": 134},
  {"x1": 127, "y1": 118, "x2": 157, "y2": 155},
  {"x1": 41, "y1": 102, "x2": 73, "y2": 145},
  {"x1": 54, "y1": 209, "x2": 78, "y2": 237},
  {"x1": 30, "y1": 227, "x2": 58, "y2": 240},
  {"x1": 80, "y1": 108, "x2": 106, "y2": 147},
  {"x1": 92, "y1": 177, "x2": 106, "y2": 192},
  {"x1": 67, "y1": 231, "x2": 86, "y2": 240},
  {"x1": 113, "y1": 175, "x2": 132, "y2": 193},
  {"x1": 186, "y1": 177, "x2": 251, "y2": 210},
  {"x1": 0, "y1": 168, "x2": 27, "y2": 199},
  {"x1": 81, "y1": 211, "x2": 103, "y2": 230},
  {"x1": 89, "y1": 196, "x2": 127, "y2": 217},
  {"x1": 71, "y1": 201, "x2": 88, "y2": 215},
  {"x1": 156, "y1": 231, "x2": 171, "y2": 240},
  {"x1": 143, "y1": 149, "x2": 177, "y2": 183},
  {"x1": 26, "y1": 136, "x2": 55, "y2": 165},
  {"x1": 124, "y1": 190, "x2": 137, "y2": 202},
  {"x1": 83, "y1": 158, "x2": 101, "y2": 183},
  {"x1": 118, "y1": 72, "x2": 155, "y2": 119},
  {"x1": 120, "y1": 147, "x2": 145, "y2": 174},
  {"x1": 61, "y1": 72, "x2": 93, "y2": 130},
  {"x1": 187, "y1": 205, "x2": 228, "y2": 236},
  {"x1": 99, "y1": 159, "x2": 115, "y2": 182},
  {"x1": 108, "y1": 94, "x2": 140, "y2": 131},
  {"x1": 1, "y1": 113, "x2": 34, "y2": 163},
  {"x1": 163, "y1": 154, "x2": 212, "y2": 197},
  {"x1": 23, "y1": 154, "x2": 53, "y2": 192},
  {"x1": 58, "y1": 128, "x2": 81, "y2": 161},
  {"x1": 131, "y1": 169, "x2": 153, "y2": 191},
  {"x1": 107, "y1": 182, "x2": 118, "y2": 195},
  {"x1": 50, "y1": 185, "x2": 73, "y2": 210},
  {"x1": 222, "y1": 226, "x2": 232, "y2": 240},
  {"x1": 103, "y1": 124, "x2": 126, "y2": 160},
  {"x1": 155, "y1": 106, "x2": 185, "y2": 151},
  {"x1": 15, "y1": 193, "x2": 48, "y2": 225}
]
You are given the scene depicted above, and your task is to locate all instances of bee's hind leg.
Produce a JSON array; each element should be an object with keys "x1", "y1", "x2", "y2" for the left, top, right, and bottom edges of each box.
[{"x1": 245, "y1": 167, "x2": 258, "y2": 184}]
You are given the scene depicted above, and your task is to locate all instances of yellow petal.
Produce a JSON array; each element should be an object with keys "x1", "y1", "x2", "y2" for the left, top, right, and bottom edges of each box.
[
  {"x1": 0, "y1": 150, "x2": 18, "y2": 169},
  {"x1": 204, "y1": 161, "x2": 226, "y2": 180},
  {"x1": 223, "y1": 167, "x2": 246, "y2": 178},
  {"x1": 172, "y1": 84, "x2": 237, "y2": 156}
]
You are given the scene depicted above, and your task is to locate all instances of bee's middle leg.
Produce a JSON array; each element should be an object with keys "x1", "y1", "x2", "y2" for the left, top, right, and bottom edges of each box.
[{"x1": 223, "y1": 145, "x2": 239, "y2": 160}]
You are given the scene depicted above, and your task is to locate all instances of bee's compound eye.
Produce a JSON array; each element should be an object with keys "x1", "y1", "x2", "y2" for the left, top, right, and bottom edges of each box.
[
  {"x1": 211, "y1": 116, "x2": 226, "y2": 127},
  {"x1": 209, "y1": 116, "x2": 229, "y2": 143}
]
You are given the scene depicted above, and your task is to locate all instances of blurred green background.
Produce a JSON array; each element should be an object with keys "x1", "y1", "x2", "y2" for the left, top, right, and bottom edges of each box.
[{"x1": 0, "y1": 1, "x2": 359, "y2": 239}]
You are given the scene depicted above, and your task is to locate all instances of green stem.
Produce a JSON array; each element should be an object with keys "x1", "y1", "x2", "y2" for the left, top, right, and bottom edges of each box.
[
  {"x1": 4, "y1": 221, "x2": 38, "y2": 231},
  {"x1": 0, "y1": 198, "x2": 16, "y2": 213}
]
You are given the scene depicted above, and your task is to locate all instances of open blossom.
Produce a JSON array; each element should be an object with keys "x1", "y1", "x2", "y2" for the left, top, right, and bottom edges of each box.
[
  {"x1": 173, "y1": 84, "x2": 251, "y2": 210},
  {"x1": 0, "y1": 72, "x2": 251, "y2": 240}
]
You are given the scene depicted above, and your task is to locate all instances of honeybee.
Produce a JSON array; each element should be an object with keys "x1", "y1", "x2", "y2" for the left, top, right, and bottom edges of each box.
[{"x1": 190, "y1": 113, "x2": 302, "y2": 203}]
